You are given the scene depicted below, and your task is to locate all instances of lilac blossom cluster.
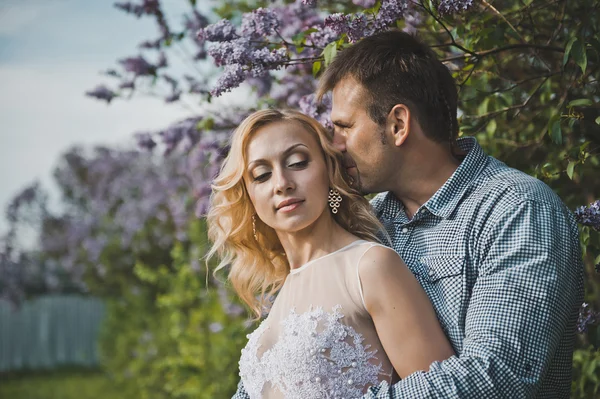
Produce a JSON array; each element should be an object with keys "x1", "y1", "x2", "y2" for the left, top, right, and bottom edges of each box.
[
  {"x1": 89, "y1": 2, "x2": 211, "y2": 104},
  {"x1": 577, "y1": 302, "x2": 600, "y2": 333},
  {"x1": 29, "y1": 146, "x2": 196, "y2": 295},
  {"x1": 86, "y1": 85, "x2": 118, "y2": 103},
  {"x1": 198, "y1": 8, "x2": 290, "y2": 96},
  {"x1": 436, "y1": 0, "x2": 475, "y2": 14},
  {"x1": 2, "y1": 183, "x2": 88, "y2": 306},
  {"x1": 575, "y1": 200, "x2": 600, "y2": 231},
  {"x1": 324, "y1": 0, "x2": 408, "y2": 43},
  {"x1": 298, "y1": 93, "x2": 333, "y2": 130}
]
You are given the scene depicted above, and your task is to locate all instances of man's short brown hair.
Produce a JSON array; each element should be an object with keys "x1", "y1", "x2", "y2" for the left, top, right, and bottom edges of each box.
[{"x1": 317, "y1": 30, "x2": 458, "y2": 143}]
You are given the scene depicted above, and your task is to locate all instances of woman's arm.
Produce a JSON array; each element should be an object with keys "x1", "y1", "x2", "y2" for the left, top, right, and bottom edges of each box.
[{"x1": 358, "y1": 246, "x2": 455, "y2": 378}]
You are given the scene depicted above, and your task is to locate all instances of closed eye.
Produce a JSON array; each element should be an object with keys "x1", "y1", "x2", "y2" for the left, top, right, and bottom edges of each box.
[
  {"x1": 253, "y1": 172, "x2": 271, "y2": 182},
  {"x1": 288, "y1": 160, "x2": 308, "y2": 168}
]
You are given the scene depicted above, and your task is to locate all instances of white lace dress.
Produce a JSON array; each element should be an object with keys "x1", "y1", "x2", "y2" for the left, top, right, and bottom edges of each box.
[{"x1": 238, "y1": 240, "x2": 397, "y2": 399}]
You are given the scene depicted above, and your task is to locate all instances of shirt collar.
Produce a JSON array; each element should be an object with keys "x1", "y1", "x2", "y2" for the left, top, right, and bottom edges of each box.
[
  {"x1": 423, "y1": 137, "x2": 488, "y2": 219},
  {"x1": 377, "y1": 137, "x2": 489, "y2": 221}
]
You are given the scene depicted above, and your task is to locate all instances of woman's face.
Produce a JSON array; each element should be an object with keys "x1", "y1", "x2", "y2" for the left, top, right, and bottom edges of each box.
[{"x1": 244, "y1": 120, "x2": 331, "y2": 235}]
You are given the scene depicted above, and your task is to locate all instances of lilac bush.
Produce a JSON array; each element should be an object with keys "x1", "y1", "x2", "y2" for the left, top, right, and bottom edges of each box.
[{"x1": 575, "y1": 200, "x2": 600, "y2": 231}]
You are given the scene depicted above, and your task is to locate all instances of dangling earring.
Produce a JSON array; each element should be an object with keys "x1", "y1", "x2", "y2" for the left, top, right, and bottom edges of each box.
[
  {"x1": 328, "y1": 189, "x2": 342, "y2": 214},
  {"x1": 252, "y1": 214, "x2": 258, "y2": 241}
]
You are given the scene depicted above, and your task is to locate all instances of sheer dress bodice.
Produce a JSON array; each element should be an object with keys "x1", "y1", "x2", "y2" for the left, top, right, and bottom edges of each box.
[{"x1": 239, "y1": 240, "x2": 397, "y2": 399}]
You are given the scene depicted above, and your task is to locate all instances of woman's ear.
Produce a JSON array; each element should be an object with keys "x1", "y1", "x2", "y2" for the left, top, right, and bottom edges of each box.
[{"x1": 387, "y1": 104, "x2": 411, "y2": 147}]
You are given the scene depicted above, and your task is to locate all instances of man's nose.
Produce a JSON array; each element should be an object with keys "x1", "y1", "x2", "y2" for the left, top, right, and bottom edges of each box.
[{"x1": 332, "y1": 130, "x2": 346, "y2": 152}]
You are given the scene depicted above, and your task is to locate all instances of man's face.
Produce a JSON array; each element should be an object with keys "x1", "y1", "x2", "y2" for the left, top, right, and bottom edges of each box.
[{"x1": 330, "y1": 77, "x2": 394, "y2": 194}]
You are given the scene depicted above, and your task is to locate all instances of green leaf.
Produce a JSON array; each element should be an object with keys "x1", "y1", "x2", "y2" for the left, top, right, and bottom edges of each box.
[
  {"x1": 197, "y1": 117, "x2": 214, "y2": 131},
  {"x1": 486, "y1": 119, "x2": 497, "y2": 135},
  {"x1": 312, "y1": 61, "x2": 322, "y2": 77},
  {"x1": 322, "y1": 41, "x2": 338, "y2": 67},
  {"x1": 571, "y1": 39, "x2": 588, "y2": 74},
  {"x1": 566, "y1": 161, "x2": 576, "y2": 180},
  {"x1": 568, "y1": 98, "x2": 593, "y2": 107},
  {"x1": 189, "y1": 0, "x2": 196, "y2": 5},
  {"x1": 581, "y1": 227, "x2": 590, "y2": 246},
  {"x1": 548, "y1": 115, "x2": 562, "y2": 144},
  {"x1": 596, "y1": 116, "x2": 600, "y2": 125},
  {"x1": 563, "y1": 37, "x2": 576, "y2": 67},
  {"x1": 580, "y1": 141, "x2": 591, "y2": 152}
]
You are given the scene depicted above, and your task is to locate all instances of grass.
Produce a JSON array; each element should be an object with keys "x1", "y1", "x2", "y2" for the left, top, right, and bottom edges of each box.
[{"x1": 0, "y1": 367, "x2": 140, "y2": 399}]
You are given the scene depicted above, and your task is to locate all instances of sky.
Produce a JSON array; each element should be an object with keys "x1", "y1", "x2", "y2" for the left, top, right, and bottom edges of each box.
[{"x1": 0, "y1": 0, "x2": 242, "y2": 237}]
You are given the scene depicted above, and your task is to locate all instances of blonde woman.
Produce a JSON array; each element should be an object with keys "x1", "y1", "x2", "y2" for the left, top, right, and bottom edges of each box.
[{"x1": 207, "y1": 109, "x2": 454, "y2": 399}]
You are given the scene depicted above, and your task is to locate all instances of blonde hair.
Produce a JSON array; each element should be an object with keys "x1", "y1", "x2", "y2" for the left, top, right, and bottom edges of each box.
[{"x1": 206, "y1": 109, "x2": 385, "y2": 318}]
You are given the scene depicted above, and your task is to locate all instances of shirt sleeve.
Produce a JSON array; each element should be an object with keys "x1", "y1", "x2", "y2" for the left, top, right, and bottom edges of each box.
[
  {"x1": 362, "y1": 200, "x2": 584, "y2": 399},
  {"x1": 231, "y1": 380, "x2": 250, "y2": 399}
]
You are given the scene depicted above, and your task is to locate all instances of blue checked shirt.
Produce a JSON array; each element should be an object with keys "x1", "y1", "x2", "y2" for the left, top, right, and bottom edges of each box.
[{"x1": 231, "y1": 137, "x2": 584, "y2": 399}]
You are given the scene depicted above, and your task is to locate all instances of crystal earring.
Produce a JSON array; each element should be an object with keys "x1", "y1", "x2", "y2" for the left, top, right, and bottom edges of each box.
[
  {"x1": 252, "y1": 214, "x2": 258, "y2": 241},
  {"x1": 328, "y1": 189, "x2": 342, "y2": 214}
]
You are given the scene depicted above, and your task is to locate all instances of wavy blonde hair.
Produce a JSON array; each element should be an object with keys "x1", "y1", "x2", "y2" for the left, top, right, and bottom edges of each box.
[{"x1": 206, "y1": 109, "x2": 385, "y2": 318}]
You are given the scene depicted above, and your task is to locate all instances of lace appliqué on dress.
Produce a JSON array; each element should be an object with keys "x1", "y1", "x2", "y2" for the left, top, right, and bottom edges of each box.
[{"x1": 239, "y1": 305, "x2": 385, "y2": 399}]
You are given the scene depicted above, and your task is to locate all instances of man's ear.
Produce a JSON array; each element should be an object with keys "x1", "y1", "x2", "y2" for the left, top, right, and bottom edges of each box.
[{"x1": 387, "y1": 104, "x2": 411, "y2": 147}]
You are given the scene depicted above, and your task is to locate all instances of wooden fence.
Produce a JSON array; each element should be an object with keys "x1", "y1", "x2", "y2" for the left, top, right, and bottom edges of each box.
[{"x1": 0, "y1": 295, "x2": 105, "y2": 372}]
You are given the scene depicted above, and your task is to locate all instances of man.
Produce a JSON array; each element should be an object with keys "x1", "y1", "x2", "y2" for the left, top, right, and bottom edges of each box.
[{"x1": 316, "y1": 30, "x2": 583, "y2": 398}]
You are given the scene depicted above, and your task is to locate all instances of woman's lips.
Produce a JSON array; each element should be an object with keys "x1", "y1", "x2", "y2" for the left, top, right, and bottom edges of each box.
[{"x1": 278, "y1": 201, "x2": 303, "y2": 213}]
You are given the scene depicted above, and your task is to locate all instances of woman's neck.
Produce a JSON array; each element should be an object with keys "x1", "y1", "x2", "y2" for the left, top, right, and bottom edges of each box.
[{"x1": 277, "y1": 213, "x2": 358, "y2": 270}]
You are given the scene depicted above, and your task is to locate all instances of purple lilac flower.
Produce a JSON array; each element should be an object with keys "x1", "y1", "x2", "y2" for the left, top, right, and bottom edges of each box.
[
  {"x1": 353, "y1": 0, "x2": 376, "y2": 7},
  {"x1": 134, "y1": 132, "x2": 156, "y2": 151},
  {"x1": 114, "y1": 1, "x2": 160, "y2": 18},
  {"x1": 306, "y1": 25, "x2": 339, "y2": 48},
  {"x1": 185, "y1": 9, "x2": 209, "y2": 33},
  {"x1": 162, "y1": 74, "x2": 178, "y2": 89},
  {"x1": 324, "y1": 13, "x2": 349, "y2": 35},
  {"x1": 157, "y1": 52, "x2": 167, "y2": 68},
  {"x1": 104, "y1": 69, "x2": 121, "y2": 77},
  {"x1": 85, "y1": 85, "x2": 118, "y2": 103},
  {"x1": 298, "y1": 93, "x2": 332, "y2": 130},
  {"x1": 575, "y1": 200, "x2": 600, "y2": 231},
  {"x1": 198, "y1": 19, "x2": 238, "y2": 42},
  {"x1": 274, "y1": 1, "x2": 321, "y2": 39},
  {"x1": 271, "y1": 75, "x2": 315, "y2": 107},
  {"x1": 119, "y1": 80, "x2": 135, "y2": 90},
  {"x1": 209, "y1": 322, "x2": 224, "y2": 333},
  {"x1": 211, "y1": 64, "x2": 246, "y2": 96},
  {"x1": 251, "y1": 47, "x2": 288, "y2": 68},
  {"x1": 577, "y1": 302, "x2": 600, "y2": 333},
  {"x1": 374, "y1": 0, "x2": 409, "y2": 31},
  {"x1": 138, "y1": 39, "x2": 161, "y2": 49},
  {"x1": 324, "y1": 13, "x2": 372, "y2": 43},
  {"x1": 402, "y1": 4, "x2": 423, "y2": 34},
  {"x1": 247, "y1": 75, "x2": 273, "y2": 97},
  {"x1": 302, "y1": 0, "x2": 317, "y2": 6},
  {"x1": 164, "y1": 90, "x2": 182, "y2": 103},
  {"x1": 346, "y1": 14, "x2": 372, "y2": 43},
  {"x1": 207, "y1": 38, "x2": 252, "y2": 67},
  {"x1": 437, "y1": 0, "x2": 475, "y2": 14},
  {"x1": 119, "y1": 55, "x2": 155, "y2": 77},
  {"x1": 241, "y1": 8, "x2": 280, "y2": 37}
]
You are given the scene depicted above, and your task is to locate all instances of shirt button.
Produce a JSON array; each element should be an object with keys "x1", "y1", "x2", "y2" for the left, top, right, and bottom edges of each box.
[{"x1": 402, "y1": 227, "x2": 409, "y2": 233}]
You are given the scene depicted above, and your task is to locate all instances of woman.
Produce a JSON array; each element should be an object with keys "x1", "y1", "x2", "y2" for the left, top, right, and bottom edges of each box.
[{"x1": 207, "y1": 109, "x2": 454, "y2": 398}]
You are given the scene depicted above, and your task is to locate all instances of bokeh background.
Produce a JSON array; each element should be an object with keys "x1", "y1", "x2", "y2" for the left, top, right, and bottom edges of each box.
[{"x1": 1, "y1": 1, "x2": 599, "y2": 398}]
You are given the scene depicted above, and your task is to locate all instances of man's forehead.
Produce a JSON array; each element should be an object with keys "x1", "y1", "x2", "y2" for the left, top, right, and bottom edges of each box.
[{"x1": 331, "y1": 79, "x2": 366, "y2": 118}]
